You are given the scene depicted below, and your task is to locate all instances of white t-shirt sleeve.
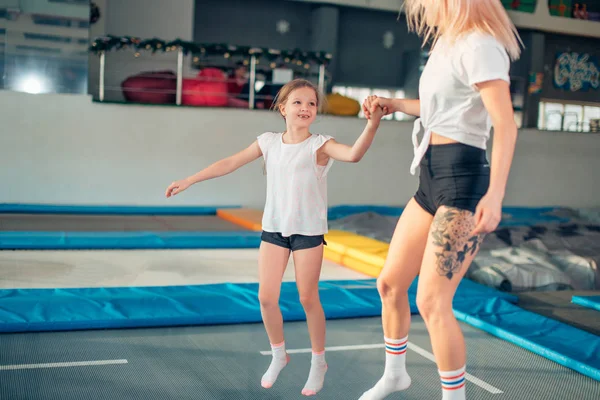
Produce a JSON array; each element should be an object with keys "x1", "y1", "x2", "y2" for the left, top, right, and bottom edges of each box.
[
  {"x1": 460, "y1": 41, "x2": 510, "y2": 89},
  {"x1": 257, "y1": 132, "x2": 276, "y2": 160},
  {"x1": 311, "y1": 134, "x2": 334, "y2": 179}
]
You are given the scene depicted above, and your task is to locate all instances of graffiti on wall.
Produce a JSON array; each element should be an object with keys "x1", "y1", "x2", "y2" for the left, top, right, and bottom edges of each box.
[
  {"x1": 553, "y1": 52, "x2": 599, "y2": 92},
  {"x1": 528, "y1": 72, "x2": 544, "y2": 94}
]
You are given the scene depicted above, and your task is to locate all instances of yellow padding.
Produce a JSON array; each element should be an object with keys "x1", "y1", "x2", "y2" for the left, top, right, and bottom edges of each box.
[
  {"x1": 323, "y1": 247, "x2": 382, "y2": 278},
  {"x1": 324, "y1": 230, "x2": 388, "y2": 266},
  {"x1": 216, "y1": 209, "x2": 387, "y2": 277},
  {"x1": 325, "y1": 92, "x2": 361, "y2": 116},
  {"x1": 217, "y1": 208, "x2": 263, "y2": 232}
]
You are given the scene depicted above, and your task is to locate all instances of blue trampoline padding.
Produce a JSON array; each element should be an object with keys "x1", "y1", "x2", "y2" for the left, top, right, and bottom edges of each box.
[
  {"x1": 0, "y1": 231, "x2": 261, "y2": 249},
  {"x1": 499, "y1": 206, "x2": 572, "y2": 227},
  {"x1": 452, "y1": 278, "x2": 518, "y2": 304},
  {"x1": 3, "y1": 275, "x2": 595, "y2": 381},
  {"x1": 0, "y1": 280, "x2": 382, "y2": 333},
  {"x1": 327, "y1": 205, "x2": 404, "y2": 221},
  {"x1": 327, "y1": 205, "x2": 572, "y2": 226},
  {"x1": 328, "y1": 205, "x2": 404, "y2": 220},
  {"x1": 0, "y1": 204, "x2": 239, "y2": 215},
  {"x1": 572, "y1": 296, "x2": 600, "y2": 312},
  {"x1": 453, "y1": 297, "x2": 600, "y2": 382},
  {"x1": 0, "y1": 278, "x2": 513, "y2": 334}
]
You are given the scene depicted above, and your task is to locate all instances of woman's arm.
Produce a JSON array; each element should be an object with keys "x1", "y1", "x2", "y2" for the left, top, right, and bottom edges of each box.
[
  {"x1": 472, "y1": 79, "x2": 518, "y2": 234},
  {"x1": 363, "y1": 97, "x2": 420, "y2": 119},
  {"x1": 389, "y1": 98, "x2": 420, "y2": 117}
]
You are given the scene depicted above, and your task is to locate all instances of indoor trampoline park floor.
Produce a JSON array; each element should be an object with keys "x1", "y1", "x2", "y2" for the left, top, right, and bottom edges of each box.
[
  {"x1": 0, "y1": 249, "x2": 598, "y2": 400},
  {"x1": 0, "y1": 205, "x2": 599, "y2": 399}
]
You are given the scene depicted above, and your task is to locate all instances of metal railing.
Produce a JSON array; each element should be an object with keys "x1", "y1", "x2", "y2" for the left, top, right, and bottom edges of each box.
[{"x1": 96, "y1": 47, "x2": 330, "y2": 109}]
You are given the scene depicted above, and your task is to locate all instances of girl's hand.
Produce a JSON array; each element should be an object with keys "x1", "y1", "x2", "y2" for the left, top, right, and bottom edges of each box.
[
  {"x1": 362, "y1": 95, "x2": 391, "y2": 119},
  {"x1": 472, "y1": 191, "x2": 503, "y2": 235},
  {"x1": 369, "y1": 97, "x2": 384, "y2": 123},
  {"x1": 165, "y1": 179, "x2": 192, "y2": 197}
]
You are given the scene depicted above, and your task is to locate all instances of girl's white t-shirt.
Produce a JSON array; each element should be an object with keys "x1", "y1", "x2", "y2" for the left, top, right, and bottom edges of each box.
[
  {"x1": 257, "y1": 131, "x2": 333, "y2": 237},
  {"x1": 410, "y1": 31, "x2": 511, "y2": 174}
]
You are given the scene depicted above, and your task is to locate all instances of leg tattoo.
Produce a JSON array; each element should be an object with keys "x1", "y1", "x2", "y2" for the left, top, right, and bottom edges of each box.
[{"x1": 431, "y1": 208, "x2": 484, "y2": 280}]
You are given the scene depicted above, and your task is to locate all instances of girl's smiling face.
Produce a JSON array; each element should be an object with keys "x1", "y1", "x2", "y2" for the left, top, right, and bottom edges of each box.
[{"x1": 279, "y1": 86, "x2": 318, "y2": 127}]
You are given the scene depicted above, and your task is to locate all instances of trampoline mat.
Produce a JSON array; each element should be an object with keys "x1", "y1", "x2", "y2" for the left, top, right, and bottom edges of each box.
[
  {"x1": 0, "y1": 214, "x2": 247, "y2": 232},
  {"x1": 0, "y1": 316, "x2": 598, "y2": 400},
  {"x1": 517, "y1": 290, "x2": 600, "y2": 337}
]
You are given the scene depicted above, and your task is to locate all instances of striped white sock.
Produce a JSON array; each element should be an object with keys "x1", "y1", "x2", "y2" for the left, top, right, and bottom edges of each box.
[
  {"x1": 261, "y1": 341, "x2": 289, "y2": 389},
  {"x1": 359, "y1": 336, "x2": 411, "y2": 400},
  {"x1": 439, "y1": 365, "x2": 466, "y2": 399}
]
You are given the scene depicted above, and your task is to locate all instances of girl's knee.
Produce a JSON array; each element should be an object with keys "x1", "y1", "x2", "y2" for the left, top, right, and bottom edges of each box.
[
  {"x1": 258, "y1": 292, "x2": 279, "y2": 309},
  {"x1": 299, "y1": 291, "x2": 320, "y2": 310}
]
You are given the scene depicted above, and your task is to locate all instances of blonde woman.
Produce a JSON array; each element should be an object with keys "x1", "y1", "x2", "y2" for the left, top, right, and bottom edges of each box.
[{"x1": 360, "y1": 1, "x2": 522, "y2": 399}]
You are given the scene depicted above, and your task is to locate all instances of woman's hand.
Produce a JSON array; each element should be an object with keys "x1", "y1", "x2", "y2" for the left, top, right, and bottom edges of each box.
[
  {"x1": 472, "y1": 191, "x2": 503, "y2": 235},
  {"x1": 362, "y1": 95, "x2": 392, "y2": 119}
]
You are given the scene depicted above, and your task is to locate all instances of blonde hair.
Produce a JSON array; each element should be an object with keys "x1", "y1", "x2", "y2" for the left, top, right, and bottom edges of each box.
[
  {"x1": 403, "y1": 0, "x2": 522, "y2": 60},
  {"x1": 272, "y1": 79, "x2": 327, "y2": 118}
]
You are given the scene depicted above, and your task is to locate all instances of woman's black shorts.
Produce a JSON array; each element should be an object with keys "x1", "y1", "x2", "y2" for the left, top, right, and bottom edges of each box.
[{"x1": 414, "y1": 142, "x2": 490, "y2": 216}]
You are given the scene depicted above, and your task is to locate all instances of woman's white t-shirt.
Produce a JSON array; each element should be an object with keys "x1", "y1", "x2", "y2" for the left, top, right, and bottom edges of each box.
[
  {"x1": 410, "y1": 31, "x2": 511, "y2": 174},
  {"x1": 257, "y1": 132, "x2": 333, "y2": 237}
]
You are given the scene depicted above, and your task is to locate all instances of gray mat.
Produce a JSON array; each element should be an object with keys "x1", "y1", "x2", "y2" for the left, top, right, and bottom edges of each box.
[
  {"x1": 1, "y1": 316, "x2": 598, "y2": 399},
  {"x1": 0, "y1": 214, "x2": 247, "y2": 232},
  {"x1": 576, "y1": 208, "x2": 600, "y2": 224},
  {"x1": 470, "y1": 224, "x2": 600, "y2": 291},
  {"x1": 517, "y1": 290, "x2": 600, "y2": 336}
]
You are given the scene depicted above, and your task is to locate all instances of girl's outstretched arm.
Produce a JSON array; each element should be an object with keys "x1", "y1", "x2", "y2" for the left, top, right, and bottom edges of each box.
[
  {"x1": 166, "y1": 141, "x2": 262, "y2": 197},
  {"x1": 319, "y1": 97, "x2": 384, "y2": 163}
]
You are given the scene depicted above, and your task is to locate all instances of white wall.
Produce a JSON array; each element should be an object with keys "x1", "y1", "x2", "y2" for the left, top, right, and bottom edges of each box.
[{"x1": 1, "y1": 90, "x2": 598, "y2": 208}]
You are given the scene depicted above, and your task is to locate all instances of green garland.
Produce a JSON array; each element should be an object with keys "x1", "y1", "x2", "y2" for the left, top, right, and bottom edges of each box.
[{"x1": 89, "y1": 35, "x2": 332, "y2": 67}]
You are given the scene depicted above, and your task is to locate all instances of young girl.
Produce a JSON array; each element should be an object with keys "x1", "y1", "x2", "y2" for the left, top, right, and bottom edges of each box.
[
  {"x1": 165, "y1": 79, "x2": 383, "y2": 396},
  {"x1": 359, "y1": 1, "x2": 521, "y2": 399}
]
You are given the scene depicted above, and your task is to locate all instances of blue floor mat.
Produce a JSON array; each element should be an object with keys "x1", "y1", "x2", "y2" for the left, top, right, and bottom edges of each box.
[
  {"x1": 498, "y1": 206, "x2": 573, "y2": 227},
  {"x1": 572, "y1": 296, "x2": 600, "y2": 312},
  {"x1": 0, "y1": 231, "x2": 262, "y2": 249},
  {"x1": 0, "y1": 277, "x2": 596, "y2": 380},
  {"x1": 453, "y1": 296, "x2": 600, "y2": 382},
  {"x1": 328, "y1": 205, "x2": 404, "y2": 221},
  {"x1": 1, "y1": 205, "x2": 574, "y2": 250},
  {"x1": 327, "y1": 205, "x2": 573, "y2": 227},
  {"x1": 0, "y1": 278, "x2": 511, "y2": 334},
  {"x1": 0, "y1": 280, "x2": 380, "y2": 333},
  {"x1": 0, "y1": 204, "x2": 238, "y2": 215},
  {"x1": 0, "y1": 203, "x2": 256, "y2": 249}
]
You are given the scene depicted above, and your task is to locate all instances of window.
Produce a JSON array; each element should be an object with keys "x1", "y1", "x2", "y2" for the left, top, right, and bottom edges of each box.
[
  {"x1": 538, "y1": 101, "x2": 600, "y2": 132},
  {"x1": 564, "y1": 104, "x2": 583, "y2": 132},
  {"x1": 584, "y1": 106, "x2": 600, "y2": 131},
  {"x1": 1, "y1": 7, "x2": 89, "y2": 94}
]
